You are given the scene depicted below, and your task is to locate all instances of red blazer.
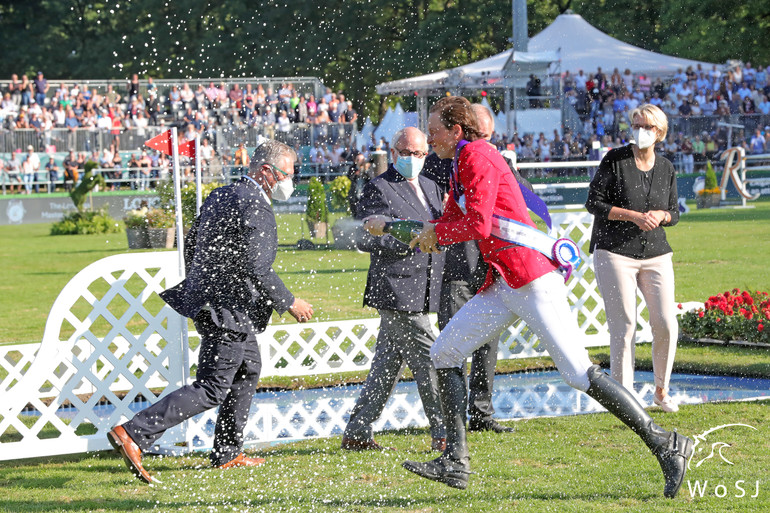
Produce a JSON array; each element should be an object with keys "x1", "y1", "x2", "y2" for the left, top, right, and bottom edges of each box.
[{"x1": 434, "y1": 140, "x2": 557, "y2": 291}]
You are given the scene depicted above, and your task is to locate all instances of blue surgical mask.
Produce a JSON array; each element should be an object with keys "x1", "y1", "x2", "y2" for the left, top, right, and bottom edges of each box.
[{"x1": 394, "y1": 155, "x2": 425, "y2": 179}]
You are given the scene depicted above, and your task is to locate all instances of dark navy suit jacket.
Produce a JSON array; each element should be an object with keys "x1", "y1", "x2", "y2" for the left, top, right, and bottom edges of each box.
[
  {"x1": 356, "y1": 166, "x2": 445, "y2": 313},
  {"x1": 160, "y1": 177, "x2": 294, "y2": 334}
]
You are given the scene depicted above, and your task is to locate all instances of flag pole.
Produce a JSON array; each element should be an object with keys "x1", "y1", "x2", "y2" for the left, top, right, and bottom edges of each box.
[
  {"x1": 171, "y1": 128, "x2": 185, "y2": 269},
  {"x1": 170, "y1": 127, "x2": 193, "y2": 452},
  {"x1": 195, "y1": 133, "x2": 202, "y2": 216}
]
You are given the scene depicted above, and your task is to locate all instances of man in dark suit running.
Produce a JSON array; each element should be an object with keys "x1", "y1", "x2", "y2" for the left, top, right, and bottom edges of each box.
[
  {"x1": 341, "y1": 127, "x2": 446, "y2": 452},
  {"x1": 108, "y1": 140, "x2": 314, "y2": 483}
]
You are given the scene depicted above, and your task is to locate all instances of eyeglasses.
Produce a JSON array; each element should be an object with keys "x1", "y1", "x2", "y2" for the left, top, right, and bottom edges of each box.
[
  {"x1": 396, "y1": 149, "x2": 428, "y2": 158},
  {"x1": 265, "y1": 163, "x2": 290, "y2": 178},
  {"x1": 631, "y1": 124, "x2": 657, "y2": 130}
]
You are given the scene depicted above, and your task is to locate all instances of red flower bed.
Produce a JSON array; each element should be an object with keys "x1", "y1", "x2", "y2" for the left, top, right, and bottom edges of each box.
[{"x1": 678, "y1": 289, "x2": 770, "y2": 344}]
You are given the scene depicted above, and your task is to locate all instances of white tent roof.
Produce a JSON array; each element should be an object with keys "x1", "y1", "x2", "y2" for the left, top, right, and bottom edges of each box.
[
  {"x1": 528, "y1": 12, "x2": 718, "y2": 76},
  {"x1": 376, "y1": 49, "x2": 558, "y2": 95}
]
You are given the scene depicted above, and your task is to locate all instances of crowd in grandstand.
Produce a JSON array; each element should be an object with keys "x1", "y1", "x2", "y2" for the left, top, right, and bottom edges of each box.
[
  {"x1": 2, "y1": 62, "x2": 770, "y2": 193},
  {"x1": 1, "y1": 73, "x2": 358, "y2": 137}
]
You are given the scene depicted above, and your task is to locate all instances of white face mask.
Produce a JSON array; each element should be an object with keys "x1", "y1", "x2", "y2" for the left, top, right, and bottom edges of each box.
[
  {"x1": 271, "y1": 176, "x2": 294, "y2": 201},
  {"x1": 633, "y1": 127, "x2": 657, "y2": 149}
]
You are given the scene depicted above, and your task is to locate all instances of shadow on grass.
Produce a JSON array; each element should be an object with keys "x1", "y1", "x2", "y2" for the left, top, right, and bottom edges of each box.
[{"x1": 0, "y1": 500, "x2": 160, "y2": 512}]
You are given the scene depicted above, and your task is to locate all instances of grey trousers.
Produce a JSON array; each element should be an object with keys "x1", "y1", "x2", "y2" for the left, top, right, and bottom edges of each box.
[
  {"x1": 343, "y1": 309, "x2": 446, "y2": 440},
  {"x1": 439, "y1": 280, "x2": 499, "y2": 422}
]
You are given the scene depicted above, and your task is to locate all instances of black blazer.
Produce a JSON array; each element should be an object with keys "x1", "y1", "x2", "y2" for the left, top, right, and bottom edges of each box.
[
  {"x1": 357, "y1": 166, "x2": 445, "y2": 313},
  {"x1": 160, "y1": 177, "x2": 294, "y2": 333}
]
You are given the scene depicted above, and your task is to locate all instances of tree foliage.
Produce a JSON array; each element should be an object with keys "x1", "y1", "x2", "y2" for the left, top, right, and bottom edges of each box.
[{"x1": 1, "y1": 0, "x2": 767, "y2": 120}]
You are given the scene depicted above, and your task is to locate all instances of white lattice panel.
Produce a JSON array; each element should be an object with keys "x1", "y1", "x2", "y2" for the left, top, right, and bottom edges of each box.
[
  {"x1": 0, "y1": 213, "x2": 657, "y2": 461},
  {"x1": 0, "y1": 252, "x2": 186, "y2": 461}
]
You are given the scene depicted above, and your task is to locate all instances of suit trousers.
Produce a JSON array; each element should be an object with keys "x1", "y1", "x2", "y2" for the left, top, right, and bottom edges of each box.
[
  {"x1": 343, "y1": 309, "x2": 445, "y2": 441},
  {"x1": 122, "y1": 310, "x2": 262, "y2": 466},
  {"x1": 594, "y1": 249, "x2": 678, "y2": 392},
  {"x1": 439, "y1": 280, "x2": 499, "y2": 422},
  {"x1": 432, "y1": 272, "x2": 593, "y2": 392}
]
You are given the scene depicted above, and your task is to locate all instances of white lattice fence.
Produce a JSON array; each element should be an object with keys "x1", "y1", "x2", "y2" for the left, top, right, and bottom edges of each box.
[{"x1": 0, "y1": 213, "x2": 654, "y2": 461}]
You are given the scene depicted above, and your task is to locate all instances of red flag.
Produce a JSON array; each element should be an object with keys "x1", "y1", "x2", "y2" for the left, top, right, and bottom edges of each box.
[
  {"x1": 178, "y1": 139, "x2": 196, "y2": 158},
  {"x1": 144, "y1": 130, "x2": 173, "y2": 156}
]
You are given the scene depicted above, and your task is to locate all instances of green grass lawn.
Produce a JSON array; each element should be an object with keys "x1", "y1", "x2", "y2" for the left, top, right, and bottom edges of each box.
[
  {"x1": 2, "y1": 203, "x2": 770, "y2": 511},
  {"x1": 1, "y1": 399, "x2": 767, "y2": 512},
  {"x1": 2, "y1": 201, "x2": 770, "y2": 345}
]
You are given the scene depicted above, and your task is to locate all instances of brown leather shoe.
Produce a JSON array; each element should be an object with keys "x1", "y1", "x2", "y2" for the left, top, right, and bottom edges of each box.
[
  {"x1": 215, "y1": 453, "x2": 266, "y2": 469},
  {"x1": 107, "y1": 425, "x2": 156, "y2": 484},
  {"x1": 431, "y1": 437, "x2": 447, "y2": 452},
  {"x1": 341, "y1": 437, "x2": 395, "y2": 451}
]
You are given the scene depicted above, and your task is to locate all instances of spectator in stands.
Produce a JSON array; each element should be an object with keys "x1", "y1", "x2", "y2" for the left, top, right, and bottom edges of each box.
[
  {"x1": 262, "y1": 106, "x2": 276, "y2": 138},
  {"x1": 750, "y1": 128, "x2": 766, "y2": 154},
  {"x1": 295, "y1": 95, "x2": 308, "y2": 123},
  {"x1": 343, "y1": 101, "x2": 357, "y2": 125},
  {"x1": 145, "y1": 89, "x2": 160, "y2": 125},
  {"x1": 112, "y1": 146, "x2": 124, "y2": 186},
  {"x1": 205, "y1": 82, "x2": 219, "y2": 108},
  {"x1": 180, "y1": 83, "x2": 195, "y2": 110},
  {"x1": 234, "y1": 142, "x2": 250, "y2": 176},
  {"x1": 692, "y1": 134, "x2": 706, "y2": 171},
  {"x1": 127, "y1": 74, "x2": 140, "y2": 101},
  {"x1": 44, "y1": 156, "x2": 59, "y2": 193},
  {"x1": 138, "y1": 150, "x2": 152, "y2": 190},
  {"x1": 168, "y1": 85, "x2": 183, "y2": 114},
  {"x1": 33, "y1": 71, "x2": 49, "y2": 108},
  {"x1": 681, "y1": 136, "x2": 694, "y2": 174},
  {"x1": 4, "y1": 155, "x2": 22, "y2": 194},
  {"x1": 277, "y1": 110, "x2": 291, "y2": 133},
  {"x1": 194, "y1": 84, "x2": 207, "y2": 110},
  {"x1": 22, "y1": 146, "x2": 40, "y2": 194},
  {"x1": 200, "y1": 137, "x2": 214, "y2": 168},
  {"x1": 229, "y1": 83, "x2": 243, "y2": 109},
  {"x1": 63, "y1": 150, "x2": 78, "y2": 192},
  {"x1": 306, "y1": 94, "x2": 317, "y2": 123},
  {"x1": 104, "y1": 84, "x2": 121, "y2": 106}
]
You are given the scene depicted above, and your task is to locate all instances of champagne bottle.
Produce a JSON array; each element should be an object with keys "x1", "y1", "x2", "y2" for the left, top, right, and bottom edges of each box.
[{"x1": 383, "y1": 219, "x2": 424, "y2": 245}]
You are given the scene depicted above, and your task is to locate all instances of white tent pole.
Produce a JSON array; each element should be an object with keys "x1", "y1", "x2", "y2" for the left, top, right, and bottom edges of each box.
[{"x1": 195, "y1": 134, "x2": 202, "y2": 216}]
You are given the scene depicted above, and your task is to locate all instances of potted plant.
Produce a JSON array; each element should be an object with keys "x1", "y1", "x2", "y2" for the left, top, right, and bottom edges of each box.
[
  {"x1": 145, "y1": 208, "x2": 176, "y2": 248},
  {"x1": 696, "y1": 161, "x2": 721, "y2": 209},
  {"x1": 124, "y1": 206, "x2": 150, "y2": 249},
  {"x1": 328, "y1": 176, "x2": 359, "y2": 249},
  {"x1": 156, "y1": 180, "x2": 224, "y2": 228},
  {"x1": 305, "y1": 177, "x2": 328, "y2": 239}
]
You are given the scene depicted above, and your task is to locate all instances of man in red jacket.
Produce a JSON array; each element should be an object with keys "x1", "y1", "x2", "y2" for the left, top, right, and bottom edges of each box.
[{"x1": 400, "y1": 96, "x2": 693, "y2": 499}]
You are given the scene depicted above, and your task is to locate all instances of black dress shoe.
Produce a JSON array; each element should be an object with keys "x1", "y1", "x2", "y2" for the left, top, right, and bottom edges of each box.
[
  {"x1": 468, "y1": 418, "x2": 515, "y2": 433},
  {"x1": 402, "y1": 455, "x2": 473, "y2": 489},
  {"x1": 655, "y1": 431, "x2": 694, "y2": 498}
]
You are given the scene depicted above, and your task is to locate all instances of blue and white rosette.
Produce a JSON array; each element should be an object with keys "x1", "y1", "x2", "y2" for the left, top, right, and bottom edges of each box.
[{"x1": 490, "y1": 214, "x2": 583, "y2": 282}]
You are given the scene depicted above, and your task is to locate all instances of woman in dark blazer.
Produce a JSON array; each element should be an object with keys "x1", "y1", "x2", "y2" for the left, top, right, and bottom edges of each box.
[{"x1": 586, "y1": 103, "x2": 680, "y2": 412}]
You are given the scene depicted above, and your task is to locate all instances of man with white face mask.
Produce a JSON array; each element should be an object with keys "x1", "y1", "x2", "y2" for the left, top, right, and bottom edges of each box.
[
  {"x1": 108, "y1": 140, "x2": 313, "y2": 483},
  {"x1": 341, "y1": 127, "x2": 447, "y2": 452}
]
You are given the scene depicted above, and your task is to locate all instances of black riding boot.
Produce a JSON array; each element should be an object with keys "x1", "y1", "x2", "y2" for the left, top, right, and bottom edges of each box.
[
  {"x1": 402, "y1": 366, "x2": 472, "y2": 489},
  {"x1": 585, "y1": 365, "x2": 693, "y2": 498}
]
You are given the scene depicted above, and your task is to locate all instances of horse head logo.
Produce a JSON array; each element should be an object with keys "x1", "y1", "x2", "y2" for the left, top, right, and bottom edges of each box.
[{"x1": 688, "y1": 423, "x2": 758, "y2": 470}]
